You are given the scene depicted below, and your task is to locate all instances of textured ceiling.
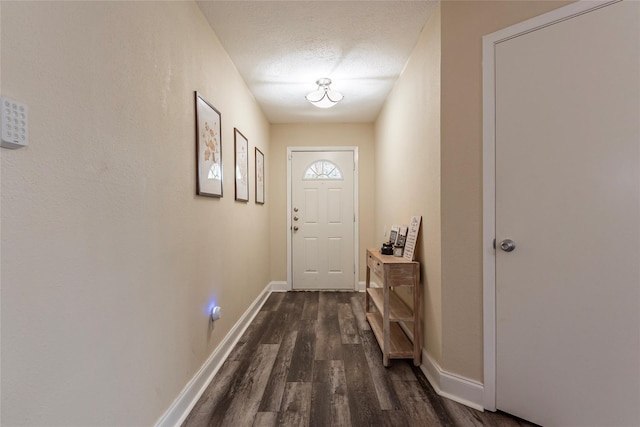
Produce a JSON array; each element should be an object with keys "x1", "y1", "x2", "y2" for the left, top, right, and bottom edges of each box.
[{"x1": 197, "y1": 1, "x2": 438, "y2": 123}]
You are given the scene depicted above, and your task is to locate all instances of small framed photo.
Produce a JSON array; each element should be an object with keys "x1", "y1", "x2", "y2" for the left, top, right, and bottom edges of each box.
[
  {"x1": 195, "y1": 92, "x2": 223, "y2": 198},
  {"x1": 234, "y1": 128, "x2": 249, "y2": 202},
  {"x1": 389, "y1": 225, "x2": 399, "y2": 245},
  {"x1": 255, "y1": 148, "x2": 265, "y2": 204}
]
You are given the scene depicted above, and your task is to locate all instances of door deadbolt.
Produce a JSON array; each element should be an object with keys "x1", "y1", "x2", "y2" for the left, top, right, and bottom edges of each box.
[
  {"x1": 500, "y1": 239, "x2": 516, "y2": 252},
  {"x1": 293, "y1": 207, "x2": 299, "y2": 212},
  {"x1": 293, "y1": 216, "x2": 299, "y2": 221},
  {"x1": 293, "y1": 226, "x2": 299, "y2": 231}
]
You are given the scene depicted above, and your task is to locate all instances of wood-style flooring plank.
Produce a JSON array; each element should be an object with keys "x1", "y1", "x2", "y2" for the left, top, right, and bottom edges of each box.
[
  {"x1": 258, "y1": 329, "x2": 298, "y2": 412},
  {"x1": 227, "y1": 310, "x2": 271, "y2": 361},
  {"x1": 408, "y1": 364, "x2": 457, "y2": 426},
  {"x1": 301, "y1": 291, "x2": 319, "y2": 320},
  {"x1": 220, "y1": 344, "x2": 279, "y2": 426},
  {"x1": 315, "y1": 292, "x2": 343, "y2": 360},
  {"x1": 342, "y1": 343, "x2": 383, "y2": 426},
  {"x1": 260, "y1": 291, "x2": 305, "y2": 344},
  {"x1": 252, "y1": 412, "x2": 277, "y2": 427},
  {"x1": 259, "y1": 307, "x2": 292, "y2": 345},
  {"x1": 276, "y1": 382, "x2": 312, "y2": 426},
  {"x1": 392, "y1": 379, "x2": 443, "y2": 426},
  {"x1": 380, "y1": 409, "x2": 411, "y2": 427},
  {"x1": 335, "y1": 291, "x2": 355, "y2": 304},
  {"x1": 442, "y1": 399, "x2": 535, "y2": 427},
  {"x1": 441, "y1": 397, "x2": 490, "y2": 427},
  {"x1": 286, "y1": 320, "x2": 317, "y2": 382},
  {"x1": 310, "y1": 360, "x2": 351, "y2": 426},
  {"x1": 385, "y1": 360, "x2": 420, "y2": 382},
  {"x1": 181, "y1": 360, "x2": 241, "y2": 427},
  {"x1": 360, "y1": 329, "x2": 401, "y2": 410},
  {"x1": 350, "y1": 294, "x2": 371, "y2": 332},
  {"x1": 284, "y1": 291, "x2": 306, "y2": 332},
  {"x1": 338, "y1": 302, "x2": 361, "y2": 344},
  {"x1": 260, "y1": 292, "x2": 285, "y2": 312}
]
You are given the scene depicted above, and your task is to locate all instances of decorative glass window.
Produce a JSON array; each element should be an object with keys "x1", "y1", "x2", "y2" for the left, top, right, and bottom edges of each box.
[{"x1": 303, "y1": 160, "x2": 343, "y2": 180}]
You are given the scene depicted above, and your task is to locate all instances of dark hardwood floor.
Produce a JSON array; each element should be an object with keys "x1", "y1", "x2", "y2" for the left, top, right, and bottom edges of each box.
[{"x1": 183, "y1": 291, "x2": 534, "y2": 427}]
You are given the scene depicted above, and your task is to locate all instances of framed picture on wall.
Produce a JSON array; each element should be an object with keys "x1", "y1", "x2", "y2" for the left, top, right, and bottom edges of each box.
[
  {"x1": 255, "y1": 147, "x2": 265, "y2": 204},
  {"x1": 195, "y1": 92, "x2": 223, "y2": 198},
  {"x1": 234, "y1": 128, "x2": 249, "y2": 202}
]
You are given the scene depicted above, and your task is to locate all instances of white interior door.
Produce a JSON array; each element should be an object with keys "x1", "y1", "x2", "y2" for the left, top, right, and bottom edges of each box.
[
  {"x1": 494, "y1": 2, "x2": 640, "y2": 425},
  {"x1": 290, "y1": 150, "x2": 355, "y2": 290}
]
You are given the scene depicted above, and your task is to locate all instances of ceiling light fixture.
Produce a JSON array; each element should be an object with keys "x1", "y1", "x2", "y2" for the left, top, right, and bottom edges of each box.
[{"x1": 305, "y1": 78, "x2": 343, "y2": 108}]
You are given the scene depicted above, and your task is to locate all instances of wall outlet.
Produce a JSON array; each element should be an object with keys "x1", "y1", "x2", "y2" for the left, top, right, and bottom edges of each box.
[{"x1": 1, "y1": 96, "x2": 28, "y2": 149}]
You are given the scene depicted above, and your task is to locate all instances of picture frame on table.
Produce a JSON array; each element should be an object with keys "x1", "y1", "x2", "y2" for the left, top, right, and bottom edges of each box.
[{"x1": 403, "y1": 216, "x2": 422, "y2": 261}]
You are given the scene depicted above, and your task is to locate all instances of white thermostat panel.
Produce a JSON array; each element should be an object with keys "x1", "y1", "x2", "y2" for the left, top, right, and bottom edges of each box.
[{"x1": 1, "y1": 96, "x2": 28, "y2": 149}]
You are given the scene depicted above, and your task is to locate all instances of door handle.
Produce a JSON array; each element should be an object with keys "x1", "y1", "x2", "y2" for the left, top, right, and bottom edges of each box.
[
  {"x1": 293, "y1": 216, "x2": 299, "y2": 221},
  {"x1": 293, "y1": 207, "x2": 299, "y2": 212},
  {"x1": 293, "y1": 226, "x2": 299, "y2": 231},
  {"x1": 500, "y1": 239, "x2": 516, "y2": 252}
]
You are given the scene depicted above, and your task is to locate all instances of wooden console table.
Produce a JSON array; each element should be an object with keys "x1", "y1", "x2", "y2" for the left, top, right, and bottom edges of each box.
[{"x1": 365, "y1": 248, "x2": 421, "y2": 367}]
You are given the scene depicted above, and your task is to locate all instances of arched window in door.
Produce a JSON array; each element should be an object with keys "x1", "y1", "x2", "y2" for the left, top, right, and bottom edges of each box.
[{"x1": 303, "y1": 160, "x2": 343, "y2": 180}]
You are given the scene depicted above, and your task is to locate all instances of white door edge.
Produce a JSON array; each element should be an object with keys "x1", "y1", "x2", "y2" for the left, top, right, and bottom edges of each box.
[
  {"x1": 286, "y1": 146, "x2": 359, "y2": 291},
  {"x1": 481, "y1": 0, "x2": 619, "y2": 411}
]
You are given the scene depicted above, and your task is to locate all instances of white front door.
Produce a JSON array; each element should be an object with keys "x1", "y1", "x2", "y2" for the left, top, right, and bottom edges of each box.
[
  {"x1": 493, "y1": 2, "x2": 640, "y2": 425},
  {"x1": 290, "y1": 150, "x2": 355, "y2": 290}
]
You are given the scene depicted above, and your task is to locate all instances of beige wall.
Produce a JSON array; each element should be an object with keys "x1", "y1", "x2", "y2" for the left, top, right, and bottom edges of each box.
[
  {"x1": 374, "y1": 6, "x2": 442, "y2": 364},
  {"x1": 439, "y1": 1, "x2": 572, "y2": 380},
  {"x1": 0, "y1": 2, "x2": 269, "y2": 425},
  {"x1": 269, "y1": 123, "x2": 376, "y2": 283}
]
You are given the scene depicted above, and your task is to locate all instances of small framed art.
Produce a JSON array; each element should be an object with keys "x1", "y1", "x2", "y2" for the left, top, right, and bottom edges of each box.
[
  {"x1": 403, "y1": 216, "x2": 422, "y2": 261},
  {"x1": 255, "y1": 147, "x2": 265, "y2": 204},
  {"x1": 234, "y1": 128, "x2": 249, "y2": 202},
  {"x1": 195, "y1": 92, "x2": 223, "y2": 197}
]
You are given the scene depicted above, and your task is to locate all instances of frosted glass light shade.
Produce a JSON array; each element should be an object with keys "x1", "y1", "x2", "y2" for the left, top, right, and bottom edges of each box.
[{"x1": 306, "y1": 78, "x2": 343, "y2": 108}]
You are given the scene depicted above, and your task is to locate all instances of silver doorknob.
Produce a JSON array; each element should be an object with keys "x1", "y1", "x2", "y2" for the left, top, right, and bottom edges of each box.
[
  {"x1": 293, "y1": 216, "x2": 299, "y2": 221},
  {"x1": 500, "y1": 239, "x2": 516, "y2": 252},
  {"x1": 293, "y1": 226, "x2": 299, "y2": 231}
]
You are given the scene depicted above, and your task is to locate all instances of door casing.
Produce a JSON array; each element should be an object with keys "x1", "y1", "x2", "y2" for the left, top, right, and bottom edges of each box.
[
  {"x1": 287, "y1": 146, "x2": 359, "y2": 291},
  {"x1": 481, "y1": 0, "x2": 620, "y2": 411}
]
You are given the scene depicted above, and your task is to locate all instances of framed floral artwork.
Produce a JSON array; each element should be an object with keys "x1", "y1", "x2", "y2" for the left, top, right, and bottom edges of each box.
[
  {"x1": 195, "y1": 92, "x2": 223, "y2": 197},
  {"x1": 234, "y1": 128, "x2": 249, "y2": 202},
  {"x1": 255, "y1": 147, "x2": 264, "y2": 204}
]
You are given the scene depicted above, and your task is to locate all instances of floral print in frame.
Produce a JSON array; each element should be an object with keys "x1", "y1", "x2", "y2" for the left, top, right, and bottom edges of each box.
[
  {"x1": 255, "y1": 147, "x2": 264, "y2": 204},
  {"x1": 195, "y1": 92, "x2": 223, "y2": 197},
  {"x1": 234, "y1": 128, "x2": 249, "y2": 202}
]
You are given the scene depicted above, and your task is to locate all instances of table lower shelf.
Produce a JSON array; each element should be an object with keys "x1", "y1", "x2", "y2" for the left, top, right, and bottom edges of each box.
[{"x1": 366, "y1": 312, "x2": 414, "y2": 359}]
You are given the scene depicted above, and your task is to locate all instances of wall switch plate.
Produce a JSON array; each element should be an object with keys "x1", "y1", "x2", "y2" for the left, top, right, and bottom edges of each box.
[{"x1": 1, "y1": 96, "x2": 28, "y2": 149}]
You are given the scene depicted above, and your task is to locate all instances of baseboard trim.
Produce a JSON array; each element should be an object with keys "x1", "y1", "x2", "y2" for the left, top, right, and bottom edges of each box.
[
  {"x1": 358, "y1": 280, "x2": 380, "y2": 291},
  {"x1": 270, "y1": 280, "x2": 289, "y2": 292},
  {"x1": 154, "y1": 283, "x2": 272, "y2": 427},
  {"x1": 420, "y1": 350, "x2": 485, "y2": 411}
]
